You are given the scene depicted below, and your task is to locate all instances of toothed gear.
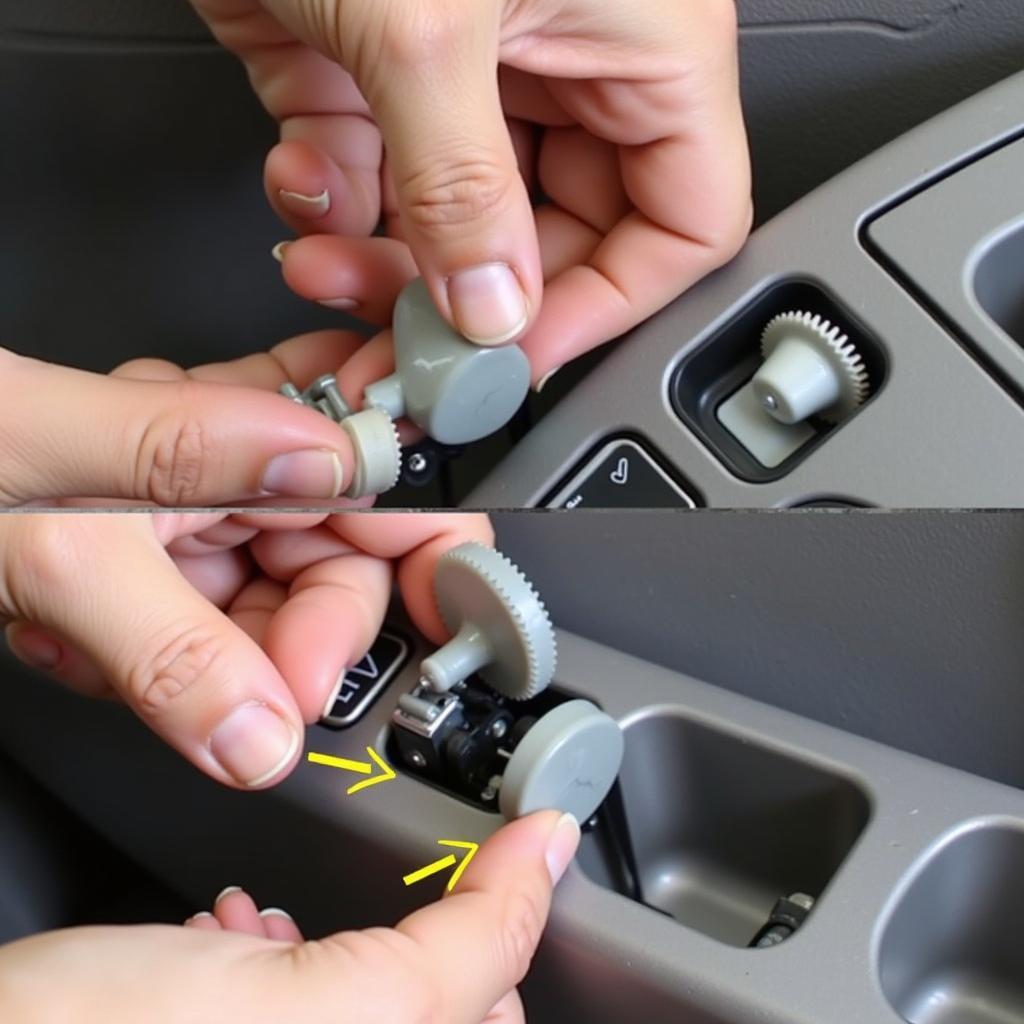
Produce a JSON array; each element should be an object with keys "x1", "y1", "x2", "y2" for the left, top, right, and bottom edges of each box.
[
  {"x1": 340, "y1": 408, "x2": 403, "y2": 498},
  {"x1": 758, "y1": 311, "x2": 870, "y2": 424},
  {"x1": 425, "y1": 542, "x2": 557, "y2": 700}
]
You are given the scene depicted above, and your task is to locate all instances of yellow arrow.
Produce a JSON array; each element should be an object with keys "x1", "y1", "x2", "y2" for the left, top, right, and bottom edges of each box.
[
  {"x1": 307, "y1": 747, "x2": 396, "y2": 795},
  {"x1": 403, "y1": 840, "x2": 480, "y2": 892}
]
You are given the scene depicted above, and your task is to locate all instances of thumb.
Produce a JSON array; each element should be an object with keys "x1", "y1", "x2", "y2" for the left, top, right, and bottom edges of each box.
[
  {"x1": 304, "y1": 811, "x2": 580, "y2": 1024},
  {"x1": 0, "y1": 349, "x2": 357, "y2": 505},
  {"x1": 4, "y1": 515, "x2": 304, "y2": 789},
  {"x1": 334, "y1": 1, "x2": 542, "y2": 346}
]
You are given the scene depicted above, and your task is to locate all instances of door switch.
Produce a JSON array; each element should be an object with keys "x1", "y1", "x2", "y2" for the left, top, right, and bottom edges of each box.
[
  {"x1": 322, "y1": 631, "x2": 410, "y2": 728},
  {"x1": 547, "y1": 438, "x2": 698, "y2": 509}
]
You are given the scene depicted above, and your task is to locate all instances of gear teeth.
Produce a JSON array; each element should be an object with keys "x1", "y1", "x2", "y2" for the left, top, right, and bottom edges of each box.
[
  {"x1": 340, "y1": 408, "x2": 403, "y2": 498},
  {"x1": 438, "y1": 543, "x2": 557, "y2": 700},
  {"x1": 761, "y1": 310, "x2": 871, "y2": 422}
]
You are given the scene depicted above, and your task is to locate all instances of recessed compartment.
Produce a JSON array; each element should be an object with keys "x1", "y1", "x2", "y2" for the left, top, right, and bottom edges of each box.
[
  {"x1": 974, "y1": 221, "x2": 1024, "y2": 347},
  {"x1": 578, "y1": 710, "x2": 870, "y2": 947},
  {"x1": 669, "y1": 280, "x2": 888, "y2": 483},
  {"x1": 879, "y1": 822, "x2": 1024, "y2": 1024}
]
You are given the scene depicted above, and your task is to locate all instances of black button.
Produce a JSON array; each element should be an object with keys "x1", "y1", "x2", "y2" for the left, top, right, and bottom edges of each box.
[
  {"x1": 548, "y1": 440, "x2": 697, "y2": 509},
  {"x1": 323, "y1": 631, "x2": 410, "y2": 727}
]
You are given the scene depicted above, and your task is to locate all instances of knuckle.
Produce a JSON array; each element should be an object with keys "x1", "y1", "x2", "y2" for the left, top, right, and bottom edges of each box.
[
  {"x1": 8, "y1": 516, "x2": 84, "y2": 599},
  {"x1": 403, "y1": 155, "x2": 515, "y2": 233},
  {"x1": 128, "y1": 625, "x2": 224, "y2": 714},
  {"x1": 708, "y1": 195, "x2": 754, "y2": 263},
  {"x1": 376, "y1": 3, "x2": 473, "y2": 67},
  {"x1": 497, "y1": 888, "x2": 546, "y2": 983},
  {"x1": 137, "y1": 385, "x2": 216, "y2": 506}
]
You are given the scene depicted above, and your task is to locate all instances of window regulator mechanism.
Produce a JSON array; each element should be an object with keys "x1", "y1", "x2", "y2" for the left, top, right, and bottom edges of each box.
[
  {"x1": 280, "y1": 279, "x2": 532, "y2": 498},
  {"x1": 390, "y1": 542, "x2": 624, "y2": 824}
]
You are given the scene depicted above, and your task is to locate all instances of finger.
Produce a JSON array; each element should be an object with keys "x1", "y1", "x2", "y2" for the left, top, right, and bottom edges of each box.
[
  {"x1": 184, "y1": 912, "x2": 222, "y2": 932},
  {"x1": 259, "y1": 908, "x2": 304, "y2": 944},
  {"x1": 350, "y1": 4, "x2": 543, "y2": 347},
  {"x1": 390, "y1": 811, "x2": 580, "y2": 1024},
  {"x1": 4, "y1": 620, "x2": 115, "y2": 700},
  {"x1": 523, "y1": 39, "x2": 751, "y2": 378},
  {"x1": 172, "y1": 548, "x2": 253, "y2": 610},
  {"x1": 5, "y1": 515, "x2": 305, "y2": 789},
  {"x1": 228, "y1": 577, "x2": 289, "y2": 647},
  {"x1": 277, "y1": 236, "x2": 417, "y2": 326},
  {"x1": 179, "y1": 331, "x2": 367, "y2": 391},
  {"x1": 325, "y1": 513, "x2": 495, "y2": 643},
  {"x1": 262, "y1": 547, "x2": 393, "y2": 723},
  {"x1": 486, "y1": 990, "x2": 526, "y2": 1024},
  {"x1": 0, "y1": 351, "x2": 357, "y2": 506},
  {"x1": 248, "y1": 525, "x2": 393, "y2": 720},
  {"x1": 192, "y1": 1, "x2": 384, "y2": 237},
  {"x1": 213, "y1": 887, "x2": 266, "y2": 937}
]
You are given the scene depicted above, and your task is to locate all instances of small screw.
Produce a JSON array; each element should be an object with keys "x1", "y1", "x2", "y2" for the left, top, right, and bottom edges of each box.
[
  {"x1": 308, "y1": 374, "x2": 352, "y2": 423},
  {"x1": 408, "y1": 750, "x2": 427, "y2": 769},
  {"x1": 280, "y1": 382, "x2": 304, "y2": 404},
  {"x1": 407, "y1": 452, "x2": 429, "y2": 474},
  {"x1": 762, "y1": 394, "x2": 778, "y2": 412},
  {"x1": 489, "y1": 719, "x2": 508, "y2": 740}
]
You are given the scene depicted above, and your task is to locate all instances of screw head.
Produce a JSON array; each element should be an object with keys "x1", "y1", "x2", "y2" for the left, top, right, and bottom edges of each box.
[
  {"x1": 489, "y1": 718, "x2": 509, "y2": 740},
  {"x1": 408, "y1": 750, "x2": 427, "y2": 769},
  {"x1": 407, "y1": 452, "x2": 429, "y2": 474},
  {"x1": 762, "y1": 393, "x2": 778, "y2": 412}
]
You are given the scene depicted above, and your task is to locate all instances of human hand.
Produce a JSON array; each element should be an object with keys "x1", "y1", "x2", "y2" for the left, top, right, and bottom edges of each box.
[
  {"x1": 193, "y1": 0, "x2": 752, "y2": 384},
  {"x1": 0, "y1": 810, "x2": 580, "y2": 1023},
  {"x1": 1, "y1": 511, "x2": 492, "y2": 788},
  {"x1": 0, "y1": 344, "x2": 367, "y2": 507}
]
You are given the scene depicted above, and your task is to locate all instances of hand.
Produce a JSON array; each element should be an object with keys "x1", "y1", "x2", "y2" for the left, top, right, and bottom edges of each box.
[
  {"x1": 0, "y1": 811, "x2": 580, "y2": 1024},
  {"x1": 0, "y1": 345, "x2": 364, "y2": 507},
  {"x1": 1, "y1": 512, "x2": 493, "y2": 788},
  {"x1": 192, "y1": 0, "x2": 752, "y2": 384}
]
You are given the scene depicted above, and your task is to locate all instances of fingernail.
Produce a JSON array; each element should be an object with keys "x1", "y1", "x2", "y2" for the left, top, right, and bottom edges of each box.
[
  {"x1": 185, "y1": 911, "x2": 214, "y2": 924},
  {"x1": 320, "y1": 672, "x2": 345, "y2": 720},
  {"x1": 447, "y1": 263, "x2": 528, "y2": 346},
  {"x1": 214, "y1": 886, "x2": 242, "y2": 904},
  {"x1": 259, "y1": 907, "x2": 295, "y2": 921},
  {"x1": 210, "y1": 704, "x2": 300, "y2": 788},
  {"x1": 261, "y1": 450, "x2": 344, "y2": 499},
  {"x1": 278, "y1": 187, "x2": 330, "y2": 219},
  {"x1": 545, "y1": 813, "x2": 581, "y2": 885},
  {"x1": 534, "y1": 365, "x2": 563, "y2": 394},
  {"x1": 317, "y1": 298, "x2": 360, "y2": 311},
  {"x1": 5, "y1": 626, "x2": 61, "y2": 671},
  {"x1": 271, "y1": 241, "x2": 292, "y2": 263}
]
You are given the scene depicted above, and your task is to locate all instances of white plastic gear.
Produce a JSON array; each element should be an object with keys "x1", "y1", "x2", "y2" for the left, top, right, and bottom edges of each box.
[
  {"x1": 760, "y1": 311, "x2": 870, "y2": 423},
  {"x1": 340, "y1": 408, "x2": 403, "y2": 498},
  {"x1": 427, "y1": 542, "x2": 557, "y2": 700}
]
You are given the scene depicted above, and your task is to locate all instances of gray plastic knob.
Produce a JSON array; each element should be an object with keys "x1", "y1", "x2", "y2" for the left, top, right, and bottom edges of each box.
[
  {"x1": 420, "y1": 542, "x2": 557, "y2": 700},
  {"x1": 363, "y1": 279, "x2": 531, "y2": 446},
  {"x1": 499, "y1": 700, "x2": 624, "y2": 823}
]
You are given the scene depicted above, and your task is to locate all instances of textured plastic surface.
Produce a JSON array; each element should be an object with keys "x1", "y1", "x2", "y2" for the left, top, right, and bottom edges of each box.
[
  {"x1": 869, "y1": 137, "x2": 1024, "y2": 396},
  {"x1": 421, "y1": 543, "x2": 557, "y2": 700},
  {"x1": 365, "y1": 279, "x2": 531, "y2": 446},
  {"x1": 879, "y1": 822, "x2": 1024, "y2": 1023},
  {"x1": 468, "y1": 71, "x2": 1024, "y2": 508},
  {"x1": 499, "y1": 700, "x2": 623, "y2": 823}
]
